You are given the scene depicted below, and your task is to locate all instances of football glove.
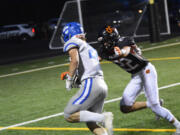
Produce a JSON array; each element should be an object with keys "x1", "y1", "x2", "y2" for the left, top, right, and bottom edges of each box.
[
  {"x1": 65, "y1": 74, "x2": 73, "y2": 91},
  {"x1": 60, "y1": 71, "x2": 69, "y2": 80},
  {"x1": 136, "y1": 47, "x2": 142, "y2": 55},
  {"x1": 60, "y1": 71, "x2": 73, "y2": 91}
]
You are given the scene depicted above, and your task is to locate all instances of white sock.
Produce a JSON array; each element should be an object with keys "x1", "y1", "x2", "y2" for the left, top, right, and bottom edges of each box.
[
  {"x1": 146, "y1": 101, "x2": 151, "y2": 107},
  {"x1": 173, "y1": 118, "x2": 180, "y2": 128},
  {"x1": 80, "y1": 110, "x2": 104, "y2": 122},
  {"x1": 101, "y1": 132, "x2": 108, "y2": 135}
]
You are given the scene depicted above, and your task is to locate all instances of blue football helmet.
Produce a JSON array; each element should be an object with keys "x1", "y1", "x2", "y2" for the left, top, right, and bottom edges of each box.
[{"x1": 61, "y1": 22, "x2": 84, "y2": 42}]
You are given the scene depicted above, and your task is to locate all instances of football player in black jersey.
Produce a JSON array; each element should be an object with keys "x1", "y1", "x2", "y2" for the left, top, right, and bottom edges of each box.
[{"x1": 97, "y1": 25, "x2": 180, "y2": 135}]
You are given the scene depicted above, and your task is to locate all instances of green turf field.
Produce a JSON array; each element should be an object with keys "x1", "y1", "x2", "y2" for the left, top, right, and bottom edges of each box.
[{"x1": 0, "y1": 37, "x2": 180, "y2": 135}]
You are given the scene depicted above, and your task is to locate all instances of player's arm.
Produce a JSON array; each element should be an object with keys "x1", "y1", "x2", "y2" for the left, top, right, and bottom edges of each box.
[
  {"x1": 61, "y1": 48, "x2": 79, "y2": 91},
  {"x1": 97, "y1": 44, "x2": 107, "y2": 61},
  {"x1": 126, "y1": 37, "x2": 142, "y2": 55},
  {"x1": 114, "y1": 46, "x2": 131, "y2": 57},
  {"x1": 107, "y1": 46, "x2": 130, "y2": 60},
  {"x1": 68, "y1": 48, "x2": 79, "y2": 77}
]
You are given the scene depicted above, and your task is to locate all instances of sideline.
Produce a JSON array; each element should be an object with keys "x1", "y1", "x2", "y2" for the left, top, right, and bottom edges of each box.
[
  {"x1": 0, "y1": 82, "x2": 180, "y2": 131},
  {"x1": 0, "y1": 126, "x2": 176, "y2": 132},
  {"x1": 0, "y1": 41, "x2": 180, "y2": 79}
]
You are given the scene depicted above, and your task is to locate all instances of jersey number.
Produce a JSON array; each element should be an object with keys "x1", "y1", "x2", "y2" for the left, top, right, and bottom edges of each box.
[
  {"x1": 88, "y1": 49, "x2": 98, "y2": 61},
  {"x1": 116, "y1": 58, "x2": 139, "y2": 72}
]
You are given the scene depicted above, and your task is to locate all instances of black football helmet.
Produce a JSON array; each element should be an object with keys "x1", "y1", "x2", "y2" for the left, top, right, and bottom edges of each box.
[{"x1": 98, "y1": 25, "x2": 120, "y2": 49}]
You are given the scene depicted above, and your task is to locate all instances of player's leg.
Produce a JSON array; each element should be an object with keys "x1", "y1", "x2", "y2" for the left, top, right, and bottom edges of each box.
[
  {"x1": 64, "y1": 78, "x2": 106, "y2": 123},
  {"x1": 142, "y1": 63, "x2": 180, "y2": 134},
  {"x1": 64, "y1": 77, "x2": 113, "y2": 135},
  {"x1": 120, "y1": 73, "x2": 147, "y2": 113},
  {"x1": 86, "y1": 122, "x2": 108, "y2": 135},
  {"x1": 86, "y1": 98, "x2": 107, "y2": 135},
  {"x1": 88, "y1": 88, "x2": 113, "y2": 135}
]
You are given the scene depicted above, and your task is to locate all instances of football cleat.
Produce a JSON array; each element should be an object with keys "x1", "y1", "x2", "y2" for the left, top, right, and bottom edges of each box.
[
  {"x1": 102, "y1": 112, "x2": 114, "y2": 135},
  {"x1": 155, "y1": 99, "x2": 164, "y2": 120}
]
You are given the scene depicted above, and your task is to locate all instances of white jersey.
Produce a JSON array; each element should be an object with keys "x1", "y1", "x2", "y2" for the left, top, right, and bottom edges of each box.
[{"x1": 63, "y1": 36, "x2": 103, "y2": 81}]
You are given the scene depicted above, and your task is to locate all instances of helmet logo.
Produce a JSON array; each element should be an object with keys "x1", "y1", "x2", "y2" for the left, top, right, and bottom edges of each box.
[
  {"x1": 63, "y1": 26, "x2": 69, "y2": 34},
  {"x1": 105, "y1": 26, "x2": 113, "y2": 34}
]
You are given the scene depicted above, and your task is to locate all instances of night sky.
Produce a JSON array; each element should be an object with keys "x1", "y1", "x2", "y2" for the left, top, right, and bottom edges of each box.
[
  {"x1": 0, "y1": 0, "x2": 179, "y2": 26},
  {"x1": 0, "y1": 0, "x2": 68, "y2": 25}
]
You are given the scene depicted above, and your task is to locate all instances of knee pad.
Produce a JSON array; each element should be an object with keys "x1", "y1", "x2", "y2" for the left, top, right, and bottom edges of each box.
[
  {"x1": 120, "y1": 97, "x2": 134, "y2": 106},
  {"x1": 120, "y1": 99, "x2": 125, "y2": 106},
  {"x1": 120, "y1": 106, "x2": 130, "y2": 113},
  {"x1": 120, "y1": 99, "x2": 132, "y2": 113}
]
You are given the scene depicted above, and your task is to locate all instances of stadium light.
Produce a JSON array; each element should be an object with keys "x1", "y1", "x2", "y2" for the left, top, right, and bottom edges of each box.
[
  {"x1": 149, "y1": 0, "x2": 154, "y2": 5},
  {"x1": 138, "y1": 9, "x2": 143, "y2": 14}
]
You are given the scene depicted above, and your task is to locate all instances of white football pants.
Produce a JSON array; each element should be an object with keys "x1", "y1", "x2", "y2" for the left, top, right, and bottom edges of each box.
[
  {"x1": 121, "y1": 62, "x2": 174, "y2": 122},
  {"x1": 122, "y1": 62, "x2": 159, "y2": 106}
]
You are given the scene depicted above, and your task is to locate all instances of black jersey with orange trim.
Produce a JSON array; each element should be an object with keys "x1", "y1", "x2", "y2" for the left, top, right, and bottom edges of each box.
[{"x1": 98, "y1": 37, "x2": 149, "y2": 74}]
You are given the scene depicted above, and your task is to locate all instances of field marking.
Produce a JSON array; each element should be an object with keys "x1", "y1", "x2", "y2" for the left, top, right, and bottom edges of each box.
[
  {"x1": 0, "y1": 112, "x2": 64, "y2": 131},
  {"x1": 0, "y1": 41, "x2": 180, "y2": 79},
  {"x1": 0, "y1": 56, "x2": 180, "y2": 79},
  {"x1": 105, "y1": 82, "x2": 180, "y2": 104},
  {"x1": 0, "y1": 126, "x2": 176, "y2": 132},
  {"x1": 1, "y1": 82, "x2": 180, "y2": 131},
  {"x1": 0, "y1": 63, "x2": 68, "y2": 78},
  {"x1": 142, "y1": 42, "x2": 180, "y2": 51},
  {"x1": 149, "y1": 57, "x2": 180, "y2": 61}
]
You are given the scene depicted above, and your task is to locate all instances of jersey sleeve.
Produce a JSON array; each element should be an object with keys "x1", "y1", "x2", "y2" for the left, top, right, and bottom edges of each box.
[
  {"x1": 63, "y1": 37, "x2": 81, "y2": 52},
  {"x1": 97, "y1": 44, "x2": 104, "y2": 58}
]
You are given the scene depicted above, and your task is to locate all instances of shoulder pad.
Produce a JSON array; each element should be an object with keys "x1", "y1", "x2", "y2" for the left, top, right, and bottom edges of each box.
[{"x1": 63, "y1": 36, "x2": 83, "y2": 52}]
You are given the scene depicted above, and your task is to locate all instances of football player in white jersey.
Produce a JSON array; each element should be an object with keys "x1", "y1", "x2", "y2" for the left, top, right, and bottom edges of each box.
[
  {"x1": 97, "y1": 25, "x2": 180, "y2": 135},
  {"x1": 60, "y1": 22, "x2": 113, "y2": 135}
]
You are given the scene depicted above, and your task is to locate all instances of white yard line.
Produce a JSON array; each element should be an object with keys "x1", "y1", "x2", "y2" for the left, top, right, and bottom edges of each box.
[
  {"x1": 0, "y1": 41, "x2": 180, "y2": 79},
  {"x1": 0, "y1": 63, "x2": 69, "y2": 78},
  {"x1": 1, "y1": 82, "x2": 180, "y2": 131},
  {"x1": 0, "y1": 113, "x2": 64, "y2": 131},
  {"x1": 142, "y1": 42, "x2": 180, "y2": 51},
  {"x1": 105, "y1": 82, "x2": 180, "y2": 104}
]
